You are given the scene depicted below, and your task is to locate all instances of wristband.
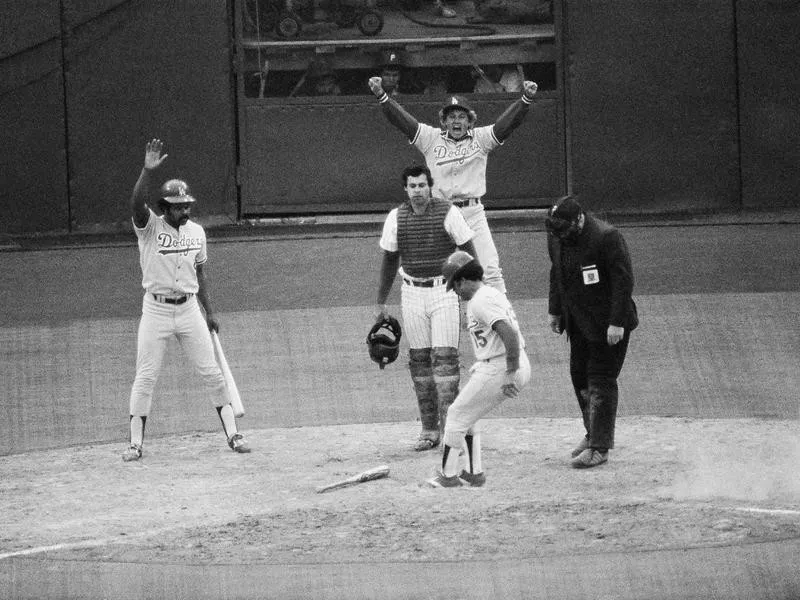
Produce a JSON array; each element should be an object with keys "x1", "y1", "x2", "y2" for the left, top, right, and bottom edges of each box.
[
  {"x1": 521, "y1": 94, "x2": 533, "y2": 105},
  {"x1": 377, "y1": 92, "x2": 389, "y2": 104}
]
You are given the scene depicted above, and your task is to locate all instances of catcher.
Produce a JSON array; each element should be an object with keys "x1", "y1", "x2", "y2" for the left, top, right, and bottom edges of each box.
[{"x1": 373, "y1": 164, "x2": 477, "y2": 451}]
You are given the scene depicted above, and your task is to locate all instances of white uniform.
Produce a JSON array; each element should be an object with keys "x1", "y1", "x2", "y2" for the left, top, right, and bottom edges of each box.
[
  {"x1": 412, "y1": 123, "x2": 506, "y2": 293},
  {"x1": 379, "y1": 204, "x2": 474, "y2": 349},
  {"x1": 129, "y1": 208, "x2": 226, "y2": 416},
  {"x1": 443, "y1": 285, "x2": 531, "y2": 447}
]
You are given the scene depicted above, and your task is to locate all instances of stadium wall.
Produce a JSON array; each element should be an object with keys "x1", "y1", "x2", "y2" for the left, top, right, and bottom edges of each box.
[{"x1": 1, "y1": 0, "x2": 798, "y2": 234}]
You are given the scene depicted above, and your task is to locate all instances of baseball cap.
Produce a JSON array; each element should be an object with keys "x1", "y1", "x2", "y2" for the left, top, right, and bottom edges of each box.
[
  {"x1": 382, "y1": 51, "x2": 403, "y2": 70},
  {"x1": 441, "y1": 95, "x2": 473, "y2": 116}
]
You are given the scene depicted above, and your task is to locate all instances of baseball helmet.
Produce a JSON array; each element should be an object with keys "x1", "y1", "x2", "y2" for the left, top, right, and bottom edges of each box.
[
  {"x1": 160, "y1": 179, "x2": 196, "y2": 204},
  {"x1": 439, "y1": 95, "x2": 477, "y2": 122},
  {"x1": 366, "y1": 316, "x2": 402, "y2": 370},
  {"x1": 442, "y1": 250, "x2": 479, "y2": 291}
]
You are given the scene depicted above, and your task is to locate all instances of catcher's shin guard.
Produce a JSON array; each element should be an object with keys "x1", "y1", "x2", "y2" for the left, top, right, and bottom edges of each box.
[
  {"x1": 432, "y1": 347, "x2": 460, "y2": 435},
  {"x1": 409, "y1": 348, "x2": 438, "y2": 432}
]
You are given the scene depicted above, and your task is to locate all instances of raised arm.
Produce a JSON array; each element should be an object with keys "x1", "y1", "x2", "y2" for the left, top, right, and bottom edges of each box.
[
  {"x1": 368, "y1": 76, "x2": 420, "y2": 141},
  {"x1": 492, "y1": 81, "x2": 538, "y2": 143},
  {"x1": 131, "y1": 138, "x2": 168, "y2": 228}
]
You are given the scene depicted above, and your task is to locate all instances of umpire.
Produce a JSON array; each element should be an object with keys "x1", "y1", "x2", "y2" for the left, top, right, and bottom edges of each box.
[{"x1": 546, "y1": 196, "x2": 639, "y2": 468}]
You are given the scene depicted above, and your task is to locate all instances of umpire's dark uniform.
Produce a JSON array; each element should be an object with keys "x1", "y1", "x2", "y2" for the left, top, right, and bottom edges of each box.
[{"x1": 547, "y1": 197, "x2": 638, "y2": 455}]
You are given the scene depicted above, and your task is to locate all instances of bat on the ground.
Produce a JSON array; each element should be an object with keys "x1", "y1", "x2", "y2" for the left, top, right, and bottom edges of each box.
[
  {"x1": 211, "y1": 331, "x2": 245, "y2": 418},
  {"x1": 316, "y1": 465, "x2": 390, "y2": 493}
]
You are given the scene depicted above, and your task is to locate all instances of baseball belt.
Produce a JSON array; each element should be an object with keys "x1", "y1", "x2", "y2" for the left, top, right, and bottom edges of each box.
[
  {"x1": 152, "y1": 293, "x2": 191, "y2": 305},
  {"x1": 401, "y1": 275, "x2": 446, "y2": 288},
  {"x1": 451, "y1": 197, "x2": 481, "y2": 208}
]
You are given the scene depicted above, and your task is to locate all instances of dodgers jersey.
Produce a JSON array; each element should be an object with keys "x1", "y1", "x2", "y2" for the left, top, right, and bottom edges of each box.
[
  {"x1": 133, "y1": 208, "x2": 207, "y2": 295},
  {"x1": 466, "y1": 285, "x2": 526, "y2": 361},
  {"x1": 412, "y1": 123, "x2": 502, "y2": 201}
]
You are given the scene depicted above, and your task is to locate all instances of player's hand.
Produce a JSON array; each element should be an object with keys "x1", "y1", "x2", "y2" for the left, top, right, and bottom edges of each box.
[
  {"x1": 368, "y1": 76, "x2": 385, "y2": 98},
  {"x1": 374, "y1": 304, "x2": 388, "y2": 321},
  {"x1": 502, "y1": 371, "x2": 519, "y2": 398},
  {"x1": 144, "y1": 138, "x2": 168, "y2": 170},
  {"x1": 523, "y1": 81, "x2": 538, "y2": 100},
  {"x1": 607, "y1": 325, "x2": 624, "y2": 346},
  {"x1": 548, "y1": 314, "x2": 563, "y2": 335}
]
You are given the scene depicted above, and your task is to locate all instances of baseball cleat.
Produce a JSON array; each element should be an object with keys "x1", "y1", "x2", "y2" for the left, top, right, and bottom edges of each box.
[
  {"x1": 458, "y1": 470, "x2": 486, "y2": 487},
  {"x1": 227, "y1": 433, "x2": 251, "y2": 453},
  {"x1": 571, "y1": 436, "x2": 591, "y2": 458},
  {"x1": 571, "y1": 448, "x2": 608, "y2": 469},
  {"x1": 122, "y1": 444, "x2": 142, "y2": 462},
  {"x1": 426, "y1": 471, "x2": 463, "y2": 488}
]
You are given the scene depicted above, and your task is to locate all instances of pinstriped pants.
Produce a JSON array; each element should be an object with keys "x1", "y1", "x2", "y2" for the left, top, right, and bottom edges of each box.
[{"x1": 400, "y1": 283, "x2": 460, "y2": 349}]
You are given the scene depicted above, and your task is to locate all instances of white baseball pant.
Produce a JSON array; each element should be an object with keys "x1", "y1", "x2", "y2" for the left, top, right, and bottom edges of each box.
[
  {"x1": 443, "y1": 352, "x2": 532, "y2": 447},
  {"x1": 129, "y1": 294, "x2": 226, "y2": 415},
  {"x1": 460, "y1": 203, "x2": 505, "y2": 294},
  {"x1": 400, "y1": 283, "x2": 460, "y2": 349}
]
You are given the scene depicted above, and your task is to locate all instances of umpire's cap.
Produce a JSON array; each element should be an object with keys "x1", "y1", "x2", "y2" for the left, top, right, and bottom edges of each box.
[
  {"x1": 442, "y1": 250, "x2": 482, "y2": 291},
  {"x1": 546, "y1": 195, "x2": 582, "y2": 232},
  {"x1": 160, "y1": 179, "x2": 196, "y2": 204}
]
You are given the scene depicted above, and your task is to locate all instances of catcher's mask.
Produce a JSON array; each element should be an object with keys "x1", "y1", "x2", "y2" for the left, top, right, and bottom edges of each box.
[{"x1": 366, "y1": 316, "x2": 402, "y2": 369}]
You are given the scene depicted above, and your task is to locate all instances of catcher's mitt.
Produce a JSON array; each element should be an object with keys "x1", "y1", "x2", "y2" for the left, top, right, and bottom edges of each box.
[{"x1": 366, "y1": 316, "x2": 402, "y2": 369}]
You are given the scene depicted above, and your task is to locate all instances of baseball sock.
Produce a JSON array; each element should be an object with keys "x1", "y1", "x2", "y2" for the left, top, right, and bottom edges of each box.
[
  {"x1": 441, "y1": 444, "x2": 460, "y2": 477},
  {"x1": 465, "y1": 433, "x2": 483, "y2": 474},
  {"x1": 129, "y1": 415, "x2": 146, "y2": 447},
  {"x1": 216, "y1": 404, "x2": 237, "y2": 438}
]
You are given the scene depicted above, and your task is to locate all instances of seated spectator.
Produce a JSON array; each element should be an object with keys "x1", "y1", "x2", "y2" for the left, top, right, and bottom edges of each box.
[
  {"x1": 295, "y1": 59, "x2": 342, "y2": 97},
  {"x1": 472, "y1": 64, "x2": 524, "y2": 93}
]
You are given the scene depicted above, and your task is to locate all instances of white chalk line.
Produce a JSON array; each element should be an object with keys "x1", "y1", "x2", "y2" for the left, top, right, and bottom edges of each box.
[
  {"x1": 730, "y1": 507, "x2": 800, "y2": 516},
  {"x1": 0, "y1": 521, "x2": 205, "y2": 561},
  {"x1": 0, "y1": 537, "x2": 121, "y2": 560}
]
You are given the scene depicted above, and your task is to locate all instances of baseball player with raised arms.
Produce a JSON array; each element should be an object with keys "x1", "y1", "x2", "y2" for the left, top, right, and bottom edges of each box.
[
  {"x1": 122, "y1": 138, "x2": 250, "y2": 462},
  {"x1": 427, "y1": 250, "x2": 531, "y2": 487},
  {"x1": 376, "y1": 164, "x2": 477, "y2": 451},
  {"x1": 367, "y1": 75, "x2": 539, "y2": 294}
]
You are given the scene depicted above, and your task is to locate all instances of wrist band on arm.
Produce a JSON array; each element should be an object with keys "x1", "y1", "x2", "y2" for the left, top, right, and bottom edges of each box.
[
  {"x1": 377, "y1": 92, "x2": 389, "y2": 104},
  {"x1": 521, "y1": 94, "x2": 533, "y2": 105}
]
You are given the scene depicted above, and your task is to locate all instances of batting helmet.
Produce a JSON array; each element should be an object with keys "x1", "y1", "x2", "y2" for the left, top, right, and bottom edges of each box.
[
  {"x1": 366, "y1": 316, "x2": 402, "y2": 370},
  {"x1": 442, "y1": 250, "x2": 480, "y2": 291},
  {"x1": 160, "y1": 179, "x2": 196, "y2": 204},
  {"x1": 439, "y1": 95, "x2": 477, "y2": 123}
]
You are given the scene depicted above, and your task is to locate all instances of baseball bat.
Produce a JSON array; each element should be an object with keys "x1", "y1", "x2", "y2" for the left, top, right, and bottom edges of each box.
[
  {"x1": 211, "y1": 331, "x2": 245, "y2": 418},
  {"x1": 316, "y1": 465, "x2": 390, "y2": 493}
]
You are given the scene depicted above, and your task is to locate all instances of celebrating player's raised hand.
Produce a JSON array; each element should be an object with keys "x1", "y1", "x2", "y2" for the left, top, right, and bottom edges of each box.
[
  {"x1": 368, "y1": 76, "x2": 385, "y2": 98},
  {"x1": 143, "y1": 138, "x2": 168, "y2": 170},
  {"x1": 523, "y1": 80, "x2": 538, "y2": 100}
]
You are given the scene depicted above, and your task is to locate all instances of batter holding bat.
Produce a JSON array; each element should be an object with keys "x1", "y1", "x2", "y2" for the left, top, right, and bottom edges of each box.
[
  {"x1": 376, "y1": 164, "x2": 476, "y2": 451},
  {"x1": 122, "y1": 138, "x2": 251, "y2": 462},
  {"x1": 427, "y1": 250, "x2": 531, "y2": 487},
  {"x1": 367, "y1": 76, "x2": 539, "y2": 294}
]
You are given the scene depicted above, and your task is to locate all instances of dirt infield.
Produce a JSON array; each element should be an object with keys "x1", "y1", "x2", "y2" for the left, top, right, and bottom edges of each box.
[{"x1": 2, "y1": 417, "x2": 798, "y2": 567}]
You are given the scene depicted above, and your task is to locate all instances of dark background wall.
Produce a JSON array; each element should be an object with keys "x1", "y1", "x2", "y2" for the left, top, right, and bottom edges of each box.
[
  {"x1": 1, "y1": 0, "x2": 799, "y2": 235},
  {"x1": 563, "y1": 0, "x2": 741, "y2": 213},
  {"x1": 1, "y1": 0, "x2": 237, "y2": 235}
]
